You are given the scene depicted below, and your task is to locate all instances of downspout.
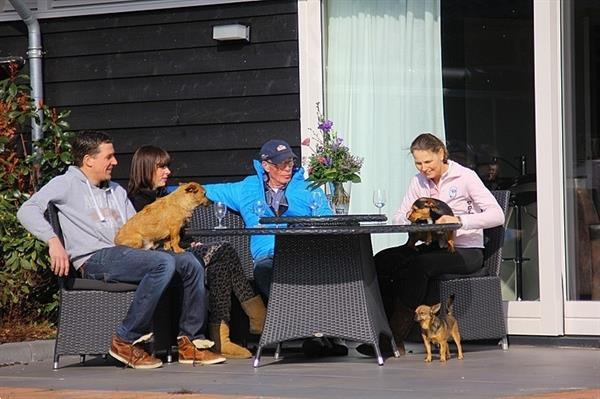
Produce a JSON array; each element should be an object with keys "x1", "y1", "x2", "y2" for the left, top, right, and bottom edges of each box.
[{"x1": 8, "y1": 0, "x2": 43, "y2": 150}]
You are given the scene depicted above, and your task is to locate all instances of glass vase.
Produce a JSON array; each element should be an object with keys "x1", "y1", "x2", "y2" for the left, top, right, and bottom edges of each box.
[{"x1": 326, "y1": 181, "x2": 352, "y2": 215}]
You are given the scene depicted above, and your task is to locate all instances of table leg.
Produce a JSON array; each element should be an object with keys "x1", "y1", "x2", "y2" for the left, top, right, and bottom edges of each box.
[
  {"x1": 274, "y1": 343, "x2": 282, "y2": 360},
  {"x1": 253, "y1": 346, "x2": 262, "y2": 368},
  {"x1": 390, "y1": 337, "x2": 401, "y2": 358}
]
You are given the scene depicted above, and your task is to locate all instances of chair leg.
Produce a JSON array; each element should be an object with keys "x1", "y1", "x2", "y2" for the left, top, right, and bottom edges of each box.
[
  {"x1": 501, "y1": 336, "x2": 509, "y2": 350},
  {"x1": 53, "y1": 354, "x2": 59, "y2": 370},
  {"x1": 390, "y1": 337, "x2": 402, "y2": 358},
  {"x1": 79, "y1": 355, "x2": 85, "y2": 364},
  {"x1": 166, "y1": 346, "x2": 173, "y2": 363}
]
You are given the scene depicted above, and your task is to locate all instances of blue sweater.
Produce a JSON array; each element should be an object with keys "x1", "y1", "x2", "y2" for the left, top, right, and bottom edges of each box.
[{"x1": 204, "y1": 160, "x2": 331, "y2": 261}]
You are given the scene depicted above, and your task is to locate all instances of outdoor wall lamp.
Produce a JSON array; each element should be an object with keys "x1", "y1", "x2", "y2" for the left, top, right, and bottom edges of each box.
[{"x1": 212, "y1": 23, "x2": 250, "y2": 42}]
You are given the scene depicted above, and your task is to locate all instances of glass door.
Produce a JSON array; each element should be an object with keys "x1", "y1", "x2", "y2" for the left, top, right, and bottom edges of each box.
[{"x1": 562, "y1": 0, "x2": 600, "y2": 335}]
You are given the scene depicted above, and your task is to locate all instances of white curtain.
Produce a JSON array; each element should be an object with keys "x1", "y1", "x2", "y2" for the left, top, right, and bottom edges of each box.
[{"x1": 325, "y1": 0, "x2": 445, "y2": 252}]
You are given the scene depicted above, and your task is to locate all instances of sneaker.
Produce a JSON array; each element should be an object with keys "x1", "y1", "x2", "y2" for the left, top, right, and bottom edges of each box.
[
  {"x1": 177, "y1": 336, "x2": 226, "y2": 365},
  {"x1": 108, "y1": 334, "x2": 162, "y2": 369}
]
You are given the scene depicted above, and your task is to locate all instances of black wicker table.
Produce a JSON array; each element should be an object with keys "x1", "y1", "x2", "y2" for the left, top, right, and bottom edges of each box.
[{"x1": 187, "y1": 216, "x2": 460, "y2": 367}]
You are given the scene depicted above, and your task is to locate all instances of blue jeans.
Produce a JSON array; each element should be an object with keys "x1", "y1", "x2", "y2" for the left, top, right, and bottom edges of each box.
[
  {"x1": 253, "y1": 256, "x2": 273, "y2": 298},
  {"x1": 84, "y1": 246, "x2": 207, "y2": 343}
]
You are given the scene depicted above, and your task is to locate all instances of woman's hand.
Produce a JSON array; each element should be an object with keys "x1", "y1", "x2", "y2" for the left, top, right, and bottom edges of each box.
[{"x1": 436, "y1": 215, "x2": 461, "y2": 225}]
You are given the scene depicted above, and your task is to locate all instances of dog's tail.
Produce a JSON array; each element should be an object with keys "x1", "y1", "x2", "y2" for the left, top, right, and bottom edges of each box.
[{"x1": 446, "y1": 294, "x2": 456, "y2": 316}]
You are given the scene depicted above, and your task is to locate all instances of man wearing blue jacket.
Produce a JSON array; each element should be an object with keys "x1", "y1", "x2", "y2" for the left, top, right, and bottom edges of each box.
[{"x1": 204, "y1": 139, "x2": 331, "y2": 297}]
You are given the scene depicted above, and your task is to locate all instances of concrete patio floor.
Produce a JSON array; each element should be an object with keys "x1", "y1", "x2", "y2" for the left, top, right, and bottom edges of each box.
[{"x1": 0, "y1": 342, "x2": 599, "y2": 399}]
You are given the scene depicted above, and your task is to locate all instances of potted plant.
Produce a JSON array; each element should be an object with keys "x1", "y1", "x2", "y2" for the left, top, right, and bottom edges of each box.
[{"x1": 302, "y1": 103, "x2": 363, "y2": 214}]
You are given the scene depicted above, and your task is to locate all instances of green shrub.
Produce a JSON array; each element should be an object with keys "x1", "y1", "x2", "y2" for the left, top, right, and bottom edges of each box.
[{"x1": 0, "y1": 66, "x2": 73, "y2": 322}]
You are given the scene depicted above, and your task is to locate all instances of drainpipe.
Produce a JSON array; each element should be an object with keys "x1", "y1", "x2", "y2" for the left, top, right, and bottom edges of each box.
[{"x1": 8, "y1": 0, "x2": 43, "y2": 149}]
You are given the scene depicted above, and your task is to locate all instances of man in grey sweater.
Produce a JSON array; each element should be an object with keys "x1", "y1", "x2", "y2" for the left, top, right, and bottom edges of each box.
[{"x1": 17, "y1": 131, "x2": 225, "y2": 369}]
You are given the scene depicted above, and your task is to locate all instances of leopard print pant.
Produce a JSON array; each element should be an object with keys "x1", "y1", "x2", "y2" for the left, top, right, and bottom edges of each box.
[{"x1": 189, "y1": 242, "x2": 256, "y2": 323}]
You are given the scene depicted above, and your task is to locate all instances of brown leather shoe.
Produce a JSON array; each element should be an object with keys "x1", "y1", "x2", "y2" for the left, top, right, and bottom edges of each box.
[
  {"x1": 108, "y1": 334, "x2": 162, "y2": 369},
  {"x1": 177, "y1": 336, "x2": 226, "y2": 365}
]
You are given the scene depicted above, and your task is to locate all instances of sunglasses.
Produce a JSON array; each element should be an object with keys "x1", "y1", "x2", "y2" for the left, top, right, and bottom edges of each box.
[{"x1": 266, "y1": 159, "x2": 296, "y2": 170}]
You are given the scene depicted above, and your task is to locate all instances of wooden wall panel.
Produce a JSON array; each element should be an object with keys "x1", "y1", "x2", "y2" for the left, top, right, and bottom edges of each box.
[
  {"x1": 45, "y1": 68, "x2": 298, "y2": 106},
  {"x1": 43, "y1": 42, "x2": 299, "y2": 82},
  {"x1": 0, "y1": 0, "x2": 299, "y2": 185}
]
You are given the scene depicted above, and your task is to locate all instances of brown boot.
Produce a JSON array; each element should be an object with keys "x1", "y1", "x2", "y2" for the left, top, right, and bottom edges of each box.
[
  {"x1": 210, "y1": 322, "x2": 252, "y2": 359},
  {"x1": 177, "y1": 336, "x2": 226, "y2": 365},
  {"x1": 109, "y1": 334, "x2": 162, "y2": 369},
  {"x1": 389, "y1": 304, "x2": 415, "y2": 356},
  {"x1": 241, "y1": 295, "x2": 267, "y2": 334}
]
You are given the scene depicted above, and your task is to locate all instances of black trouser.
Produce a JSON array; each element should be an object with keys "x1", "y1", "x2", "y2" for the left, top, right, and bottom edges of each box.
[{"x1": 374, "y1": 243, "x2": 483, "y2": 314}]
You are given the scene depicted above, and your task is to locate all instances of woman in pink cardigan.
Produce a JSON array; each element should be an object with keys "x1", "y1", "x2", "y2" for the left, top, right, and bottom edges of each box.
[{"x1": 374, "y1": 133, "x2": 505, "y2": 355}]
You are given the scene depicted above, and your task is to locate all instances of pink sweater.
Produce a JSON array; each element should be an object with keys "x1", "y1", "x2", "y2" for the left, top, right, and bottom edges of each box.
[{"x1": 393, "y1": 160, "x2": 505, "y2": 248}]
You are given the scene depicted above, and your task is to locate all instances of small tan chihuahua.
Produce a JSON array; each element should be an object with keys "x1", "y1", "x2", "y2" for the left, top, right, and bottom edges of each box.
[{"x1": 414, "y1": 294, "x2": 464, "y2": 363}]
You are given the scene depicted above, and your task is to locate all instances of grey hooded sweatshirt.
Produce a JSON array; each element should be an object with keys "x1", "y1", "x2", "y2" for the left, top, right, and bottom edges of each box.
[{"x1": 17, "y1": 166, "x2": 136, "y2": 269}]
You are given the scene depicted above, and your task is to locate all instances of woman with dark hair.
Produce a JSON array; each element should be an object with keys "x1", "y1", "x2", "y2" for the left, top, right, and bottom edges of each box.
[
  {"x1": 127, "y1": 146, "x2": 266, "y2": 359},
  {"x1": 370, "y1": 133, "x2": 505, "y2": 355},
  {"x1": 127, "y1": 145, "x2": 172, "y2": 211}
]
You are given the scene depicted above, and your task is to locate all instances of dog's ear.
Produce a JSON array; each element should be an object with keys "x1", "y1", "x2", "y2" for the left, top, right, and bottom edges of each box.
[
  {"x1": 431, "y1": 303, "x2": 442, "y2": 315},
  {"x1": 424, "y1": 199, "x2": 436, "y2": 208},
  {"x1": 185, "y1": 183, "x2": 200, "y2": 194}
]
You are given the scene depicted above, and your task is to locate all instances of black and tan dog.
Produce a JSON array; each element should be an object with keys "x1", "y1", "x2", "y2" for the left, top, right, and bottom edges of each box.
[
  {"x1": 406, "y1": 197, "x2": 456, "y2": 252},
  {"x1": 414, "y1": 294, "x2": 464, "y2": 363}
]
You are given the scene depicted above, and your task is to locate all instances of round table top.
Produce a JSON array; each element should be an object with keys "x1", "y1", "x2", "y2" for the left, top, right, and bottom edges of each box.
[
  {"x1": 259, "y1": 214, "x2": 387, "y2": 225},
  {"x1": 187, "y1": 221, "x2": 462, "y2": 236}
]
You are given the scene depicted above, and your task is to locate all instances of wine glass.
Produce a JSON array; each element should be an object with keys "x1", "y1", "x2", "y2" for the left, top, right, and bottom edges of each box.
[
  {"x1": 253, "y1": 199, "x2": 266, "y2": 227},
  {"x1": 214, "y1": 201, "x2": 227, "y2": 229},
  {"x1": 373, "y1": 188, "x2": 387, "y2": 215},
  {"x1": 309, "y1": 190, "x2": 323, "y2": 216}
]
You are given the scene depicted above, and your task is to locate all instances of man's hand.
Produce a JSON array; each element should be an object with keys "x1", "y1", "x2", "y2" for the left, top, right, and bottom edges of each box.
[
  {"x1": 190, "y1": 241, "x2": 204, "y2": 248},
  {"x1": 48, "y1": 237, "x2": 70, "y2": 276}
]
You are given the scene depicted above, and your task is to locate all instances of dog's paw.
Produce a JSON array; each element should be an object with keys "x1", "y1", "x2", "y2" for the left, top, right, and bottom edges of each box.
[
  {"x1": 424, "y1": 356, "x2": 432, "y2": 363},
  {"x1": 458, "y1": 354, "x2": 464, "y2": 360}
]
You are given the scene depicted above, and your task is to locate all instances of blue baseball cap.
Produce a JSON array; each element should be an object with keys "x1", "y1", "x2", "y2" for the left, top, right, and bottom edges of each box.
[{"x1": 259, "y1": 139, "x2": 298, "y2": 164}]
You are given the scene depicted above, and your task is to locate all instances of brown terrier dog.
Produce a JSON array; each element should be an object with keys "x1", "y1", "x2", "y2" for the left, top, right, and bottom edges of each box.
[
  {"x1": 115, "y1": 182, "x2": 211, "y2": 253},
  {"x1": 414, "y1": 295, "x2": 464, "y2": 363},
  {"x1": 406, "y1": 197, "x2": 456, "y2": 252}
]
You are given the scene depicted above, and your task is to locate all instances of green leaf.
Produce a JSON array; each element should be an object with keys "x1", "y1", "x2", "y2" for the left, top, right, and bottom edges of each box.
[
  {"x1": 60, "y1": 152, "x2": 71, "y2": 163},
  {"x1": 8, "y1": 83, "x2": 17, "y2": 97},
  {"x1": 21, "y1": 258, "x2": 33, "y2": 270}
]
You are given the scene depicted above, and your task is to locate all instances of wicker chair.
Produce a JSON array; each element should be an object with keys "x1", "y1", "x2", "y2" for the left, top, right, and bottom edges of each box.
[
  {"x1": 46, "y1": 203, "x2": 173, "y2": 369},
  {"x1": 188, "y1": 203, "x2": 255, "y2": 342},
  {"x1": 188, "y1": 203, "x2": 253, "y2": 280},
  {"x1": 419, "y1": 190, "x2": 511, "y2": 349}
]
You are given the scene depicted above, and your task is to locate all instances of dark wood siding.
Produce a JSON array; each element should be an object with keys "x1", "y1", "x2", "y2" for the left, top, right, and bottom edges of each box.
[{"x1": 0, "y1": 0, "x2": 300, "y2": 185}]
